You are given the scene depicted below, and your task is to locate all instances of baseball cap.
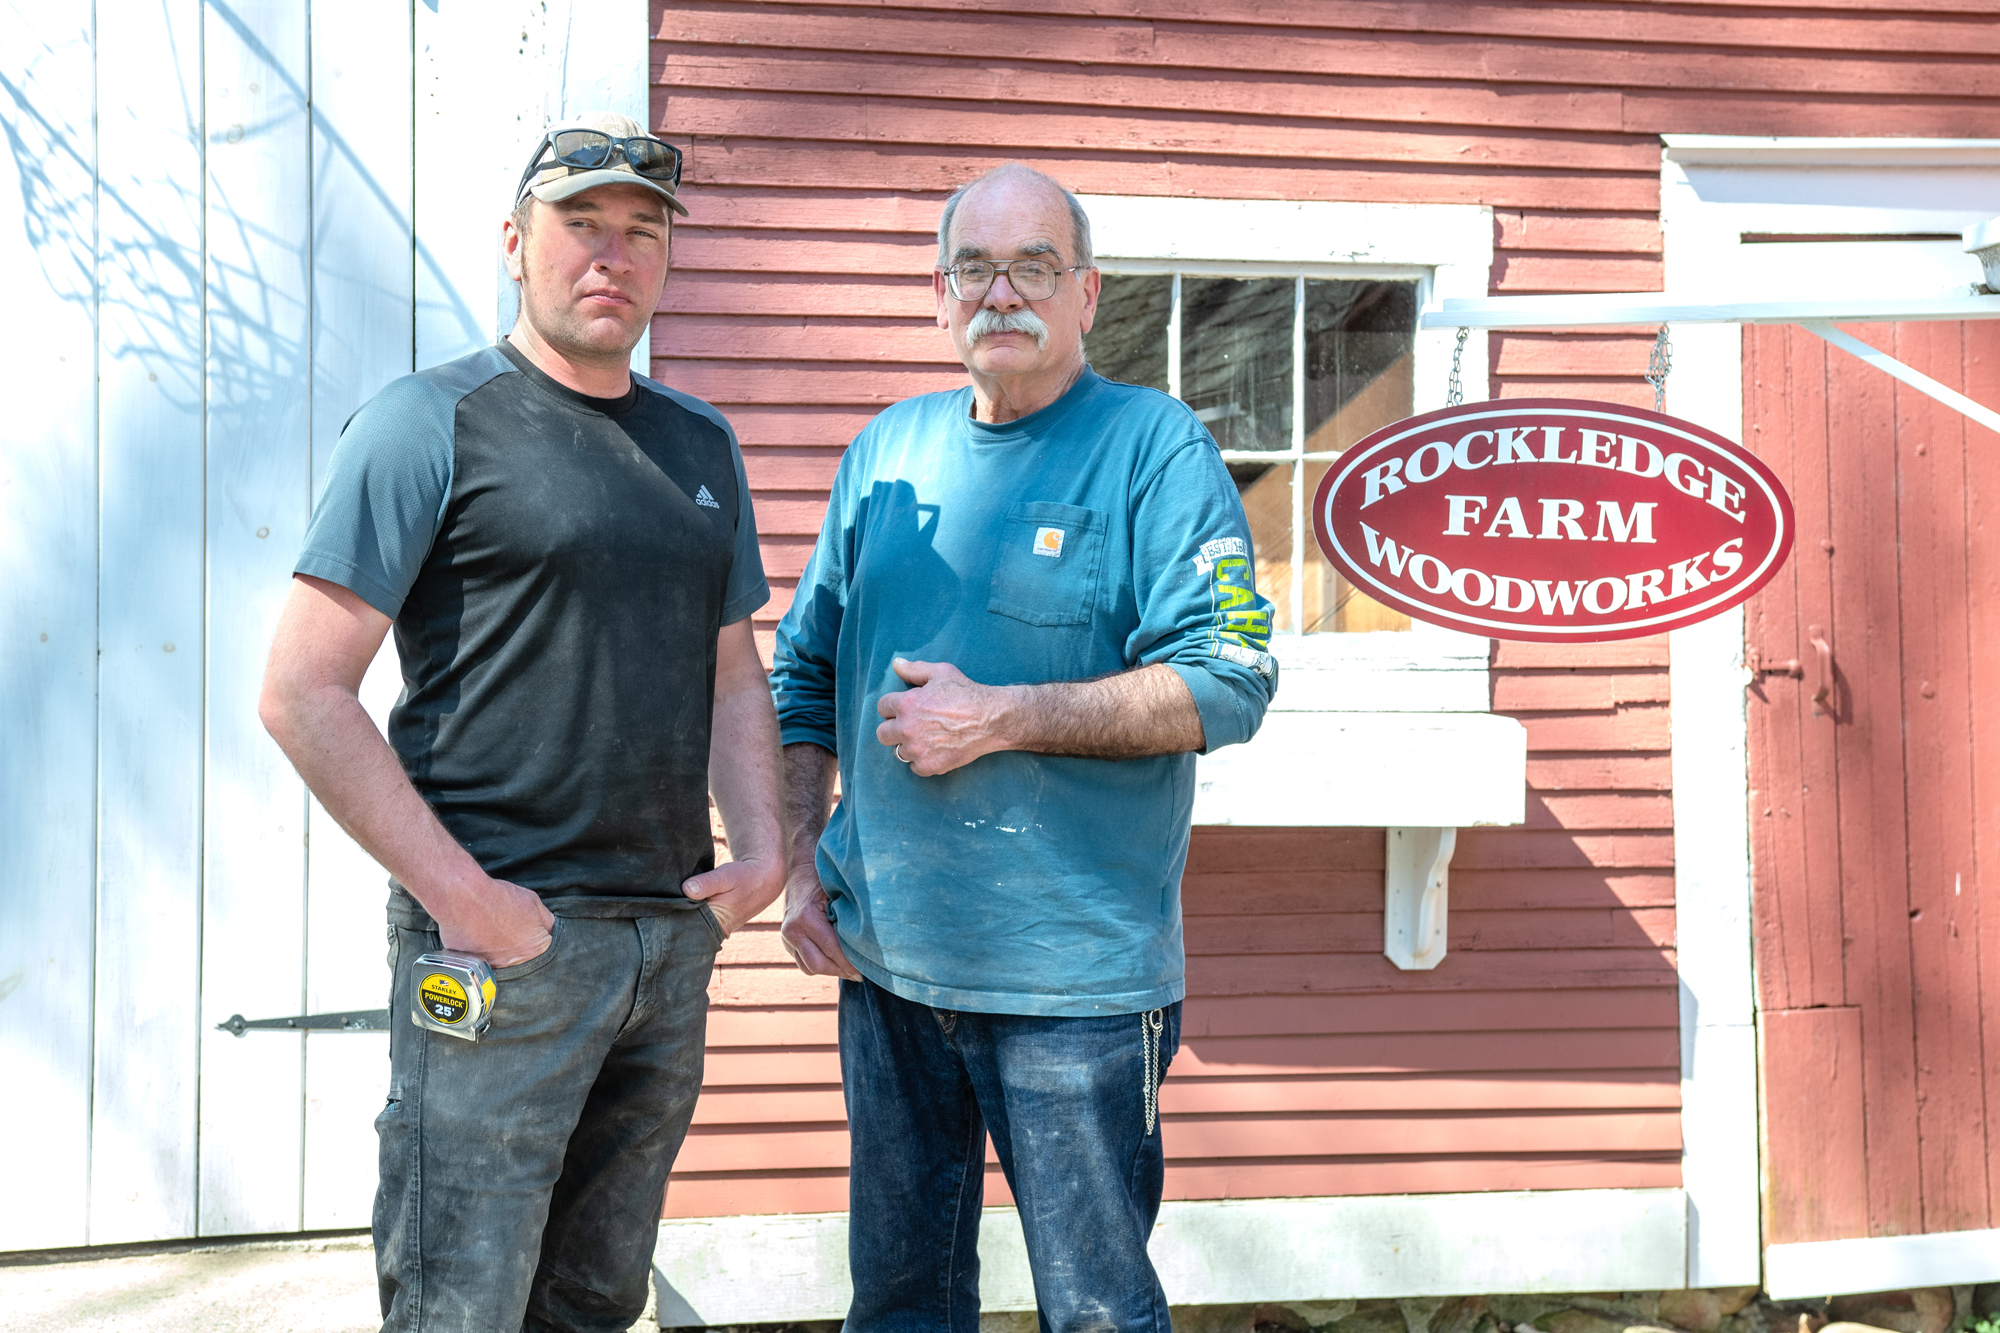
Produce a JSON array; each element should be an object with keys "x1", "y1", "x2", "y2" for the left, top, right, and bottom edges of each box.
[{"x1": 515, "y1": 111, "x2": 688, "y2": 217}]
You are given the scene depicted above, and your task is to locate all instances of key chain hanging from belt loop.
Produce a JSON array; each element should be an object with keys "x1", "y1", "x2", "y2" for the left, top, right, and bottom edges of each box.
[
  {"x1": 1141, "y1": 1008, "x2": 1165, "y2": 1137},
  {"x1": 1445, "y1": 326, "x2": 1469, "y2": 408},
  {"x1": 1647, "y1": 324, "x2": 1673, "y2": 413}
]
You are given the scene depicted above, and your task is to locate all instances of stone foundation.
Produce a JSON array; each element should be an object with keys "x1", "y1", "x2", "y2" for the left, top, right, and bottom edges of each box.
[{"x1": 1137, "y1": 1283, "x2": 1998, "y2": 1333}]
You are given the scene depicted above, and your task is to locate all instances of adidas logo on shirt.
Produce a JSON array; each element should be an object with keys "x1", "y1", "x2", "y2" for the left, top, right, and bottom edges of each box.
[{"x1": 693, "y1": 484, "x2": 720, "y2": 509}]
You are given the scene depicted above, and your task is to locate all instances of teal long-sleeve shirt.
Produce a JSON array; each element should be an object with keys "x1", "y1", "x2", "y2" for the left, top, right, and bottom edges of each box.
[{"x1": 769, "y1": 369, "x2": 1278, "y2": 1015}]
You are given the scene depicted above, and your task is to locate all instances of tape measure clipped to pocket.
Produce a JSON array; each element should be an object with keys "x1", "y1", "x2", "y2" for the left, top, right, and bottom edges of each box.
[{"x1": 411, "y1": 950, "x2": 497, "y2": 1042}]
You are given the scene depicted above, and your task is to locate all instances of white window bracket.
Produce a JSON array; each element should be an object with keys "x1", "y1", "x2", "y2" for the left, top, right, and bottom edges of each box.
[
  {"x1": 1793, "y1": 320, "x2": 2000, "y2": 435},
  {"x1": 1385, "y1": 826, "x2": 1456, "y2": 970}
]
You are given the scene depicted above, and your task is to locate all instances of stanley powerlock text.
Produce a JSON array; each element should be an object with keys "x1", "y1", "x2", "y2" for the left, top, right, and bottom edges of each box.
[{"x1": 410, "y1": 950, "x2": 497, "y2": 1041}]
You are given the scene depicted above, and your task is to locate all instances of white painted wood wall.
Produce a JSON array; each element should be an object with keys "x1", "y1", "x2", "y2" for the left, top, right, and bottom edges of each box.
[{"x1": 0, "y1": 0, "x2": 646, "y2": 1251}]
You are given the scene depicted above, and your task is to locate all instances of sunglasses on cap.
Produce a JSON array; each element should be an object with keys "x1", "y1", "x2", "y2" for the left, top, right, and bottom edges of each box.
[{"x1": 515, "y1": 128, "x2": 684, "y2": 198}]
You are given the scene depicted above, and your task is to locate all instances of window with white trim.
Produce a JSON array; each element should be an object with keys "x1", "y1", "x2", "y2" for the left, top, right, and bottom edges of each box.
[
  {"x1": 1076, "y1": 197, "x2": 1492, "y2": 690},
  {"x1": 1085, "y1": 270, "x2": 1420, "y2": 633}
]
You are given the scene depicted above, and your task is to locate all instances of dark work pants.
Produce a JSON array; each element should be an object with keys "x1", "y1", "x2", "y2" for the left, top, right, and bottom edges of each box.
[
  {"x1": 375, "y1": 911, "x2": 721, "y2": 1333},
  {"x1": 840, "y1": 976, "x2": 1182, "y2": 1333}
]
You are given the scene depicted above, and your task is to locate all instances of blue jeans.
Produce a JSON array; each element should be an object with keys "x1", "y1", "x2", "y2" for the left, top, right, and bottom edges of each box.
[
  {"x1": 375, "y1": 911, "x2": 720, "y2": 1333},
  {"x1": 839, "y1": 977, "x2": 1182, "y2": 1333}
]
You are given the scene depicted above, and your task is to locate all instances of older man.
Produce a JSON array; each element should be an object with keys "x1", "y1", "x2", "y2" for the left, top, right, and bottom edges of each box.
[
  {"x1": 260, "y1": 113, "x2": 783, "y2": 1331},
  {"x1": 770, "y1": 164, "x2": 1277, "y2": 1331}
]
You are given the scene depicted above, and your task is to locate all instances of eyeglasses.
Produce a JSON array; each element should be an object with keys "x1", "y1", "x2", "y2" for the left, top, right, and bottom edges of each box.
[
  {"x1": 516, "y1": 129, "x2": 683, "y2": 198},
  {"x1": 943, "y1": 259, "x2": 1086, "y2": 302}
]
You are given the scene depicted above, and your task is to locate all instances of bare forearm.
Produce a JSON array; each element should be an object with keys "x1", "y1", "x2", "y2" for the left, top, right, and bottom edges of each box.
[
  {"x1": 775, "y1": 739, "x2": 856, "y2": 978},
  {"x1": 998, "y1": 662, "x2": 1205, "y2": 758},
  {"x1": 875, "y1": 658, "x2": 1207, "y2": 774},
  {"x1": 263, "y1": 684, "x2": 486, "y2": 916},
  {"x1": 707, "y1": 682, "x2": 785, "y2": 866},
  {"x1": 782, "y1": 742, "x2": 838, "y2": 873},
  {"x1": 261, "y1": 574, "x2": 549, "y2": 964}
]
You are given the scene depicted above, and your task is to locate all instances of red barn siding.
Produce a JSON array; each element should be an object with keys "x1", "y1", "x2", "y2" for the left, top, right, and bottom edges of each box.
[
  {"x1": 672, "y1": 641, "x2": 1681, "y2": 1218},
  {"x1": 653, "y1": 1, "x2": 2000, "y2": 1218}
]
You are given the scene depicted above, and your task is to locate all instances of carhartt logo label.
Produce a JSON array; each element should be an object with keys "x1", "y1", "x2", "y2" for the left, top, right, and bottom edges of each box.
[
  {"x1": 1033, "y1": 526, "x2": 1064, "y2": 557},
  {"x1": 693, "y1": 485, "x2": 720, "y2": 509}
]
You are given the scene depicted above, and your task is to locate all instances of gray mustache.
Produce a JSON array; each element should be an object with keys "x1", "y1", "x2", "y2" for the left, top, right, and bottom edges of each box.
[{"x1": 966, "y1": 307, "x2": 1050, "y2": 348}]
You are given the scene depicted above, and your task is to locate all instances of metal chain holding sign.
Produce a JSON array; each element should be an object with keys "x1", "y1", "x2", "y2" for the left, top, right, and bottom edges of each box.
[
  {"x1": 1646, "y1": 325, "x2": 1672, "y2": 411},
  {"x1": 1446, "y1": 326, "x2": 1470, "y2": 407}
]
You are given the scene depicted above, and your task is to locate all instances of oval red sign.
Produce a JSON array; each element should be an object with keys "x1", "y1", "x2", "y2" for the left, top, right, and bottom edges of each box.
[{"x1": 1312, "y1": 398, "x2": 1794, "y2": 642}]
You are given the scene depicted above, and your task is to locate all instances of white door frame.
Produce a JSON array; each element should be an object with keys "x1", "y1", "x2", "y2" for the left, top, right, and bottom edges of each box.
[{"x1": 1421, "y1": 135, "x2": 2000, "y2": 1293}]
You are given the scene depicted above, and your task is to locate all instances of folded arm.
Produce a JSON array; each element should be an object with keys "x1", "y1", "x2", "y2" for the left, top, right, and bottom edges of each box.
[{"x1": 875, "y1": 658, "x2": 1204, "y2": 776}]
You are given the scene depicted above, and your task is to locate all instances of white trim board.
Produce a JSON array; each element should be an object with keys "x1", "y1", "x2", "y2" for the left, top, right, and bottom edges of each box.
[
  {"x1": 1424, "y1": 293, "x2": 2000, "y2": 330},
  {"x1": 1079, "y1": 195, "x2": 1491, "y2": 271},
  {"x1": 1667, "y1": 615, "x2": 1761, "y2": 1289},
  {"x1": 1666, "y1": 329, "x2": 1761, "y2": 1288},
  {"x1": 1662, "y1": 135, "x2": 2000, "y2": 167},
  {"x1": 653, "y1": 1190, "x2": 1688, "y2": 1327},
  {"x1": 1765, "y1": 1228, "x2": 2000, "y2": 1300}
]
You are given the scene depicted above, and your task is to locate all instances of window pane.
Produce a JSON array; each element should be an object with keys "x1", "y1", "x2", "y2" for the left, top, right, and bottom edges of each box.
[
  {"x1": 1183, "y1": 277, "x2": 1293, "y2": 452},
  {"x1": 1304, "y1": 280, "x2": 1417, "y2": 451},
  {"x1": 1230, "y1": 461, "x2": 1296, "y2": 634},
  {"x1": 1302, "y1": 460, "x2": 1411, "y2": 633},
  {"x1": 1085, "y1": 274, "x2": 1171, "y2": 392},
  {"x1": 1303, "y1": 280, "x2": 1417, "y2": 632}
]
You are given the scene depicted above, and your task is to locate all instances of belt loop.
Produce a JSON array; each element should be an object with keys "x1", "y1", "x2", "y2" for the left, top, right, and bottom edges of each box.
[{"x1": 1141, "y1": 1008, "x2": 1165, "y2": 1136}]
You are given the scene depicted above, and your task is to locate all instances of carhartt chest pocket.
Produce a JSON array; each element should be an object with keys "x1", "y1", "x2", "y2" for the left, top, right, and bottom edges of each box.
[{"x1": 987, "y1": 501, "x2": 1107, "y2": 627}]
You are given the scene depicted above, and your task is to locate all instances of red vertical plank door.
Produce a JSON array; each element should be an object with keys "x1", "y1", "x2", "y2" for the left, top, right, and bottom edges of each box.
[
  {"x1": 1744, "y1": 322, "x2": 1999, "y2": 1245},
  {"x1": 1969, "y1": 325, "x2": 2000, "y2": 1211},
  {"x1": 1761, "y1": 1006, "x2": 1868, "y2": 1243}
]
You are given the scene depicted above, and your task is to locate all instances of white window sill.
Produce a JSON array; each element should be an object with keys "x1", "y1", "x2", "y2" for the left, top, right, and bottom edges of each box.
[
  {"x1": 1259, "y1": 625, "x2": 1490, "y2": 713},
  {"x1": 1193, "y1": 710, "x2": 1525, "y2": 828},
  {"x1": 1192, "y1": 631, "x2": 1526, "y2": 829}
]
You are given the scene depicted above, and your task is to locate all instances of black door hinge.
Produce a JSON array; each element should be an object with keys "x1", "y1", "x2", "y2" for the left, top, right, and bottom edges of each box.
[{"x1": 216, "y1": 1009, "x2": 391, "y2": 1037}]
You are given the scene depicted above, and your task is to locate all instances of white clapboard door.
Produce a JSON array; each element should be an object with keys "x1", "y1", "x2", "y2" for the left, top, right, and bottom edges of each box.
[
  {"x1": 1, "y1": 0, "x2": 648, "y2": 1250},
  {"x1": 91, "y1": 0, "x2": 208, "y2": 1247},
  {"x1": 196, "y1": 0, "x2": 322, "y2": 1238},
  {"x1": 1, "y1": 1, "x2": 100, "y2": 1253}
]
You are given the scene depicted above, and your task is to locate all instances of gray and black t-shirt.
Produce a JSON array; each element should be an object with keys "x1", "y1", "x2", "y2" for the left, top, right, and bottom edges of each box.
[{"x1": 298, "y1": 341, "x2": 768, "y2": 923}]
